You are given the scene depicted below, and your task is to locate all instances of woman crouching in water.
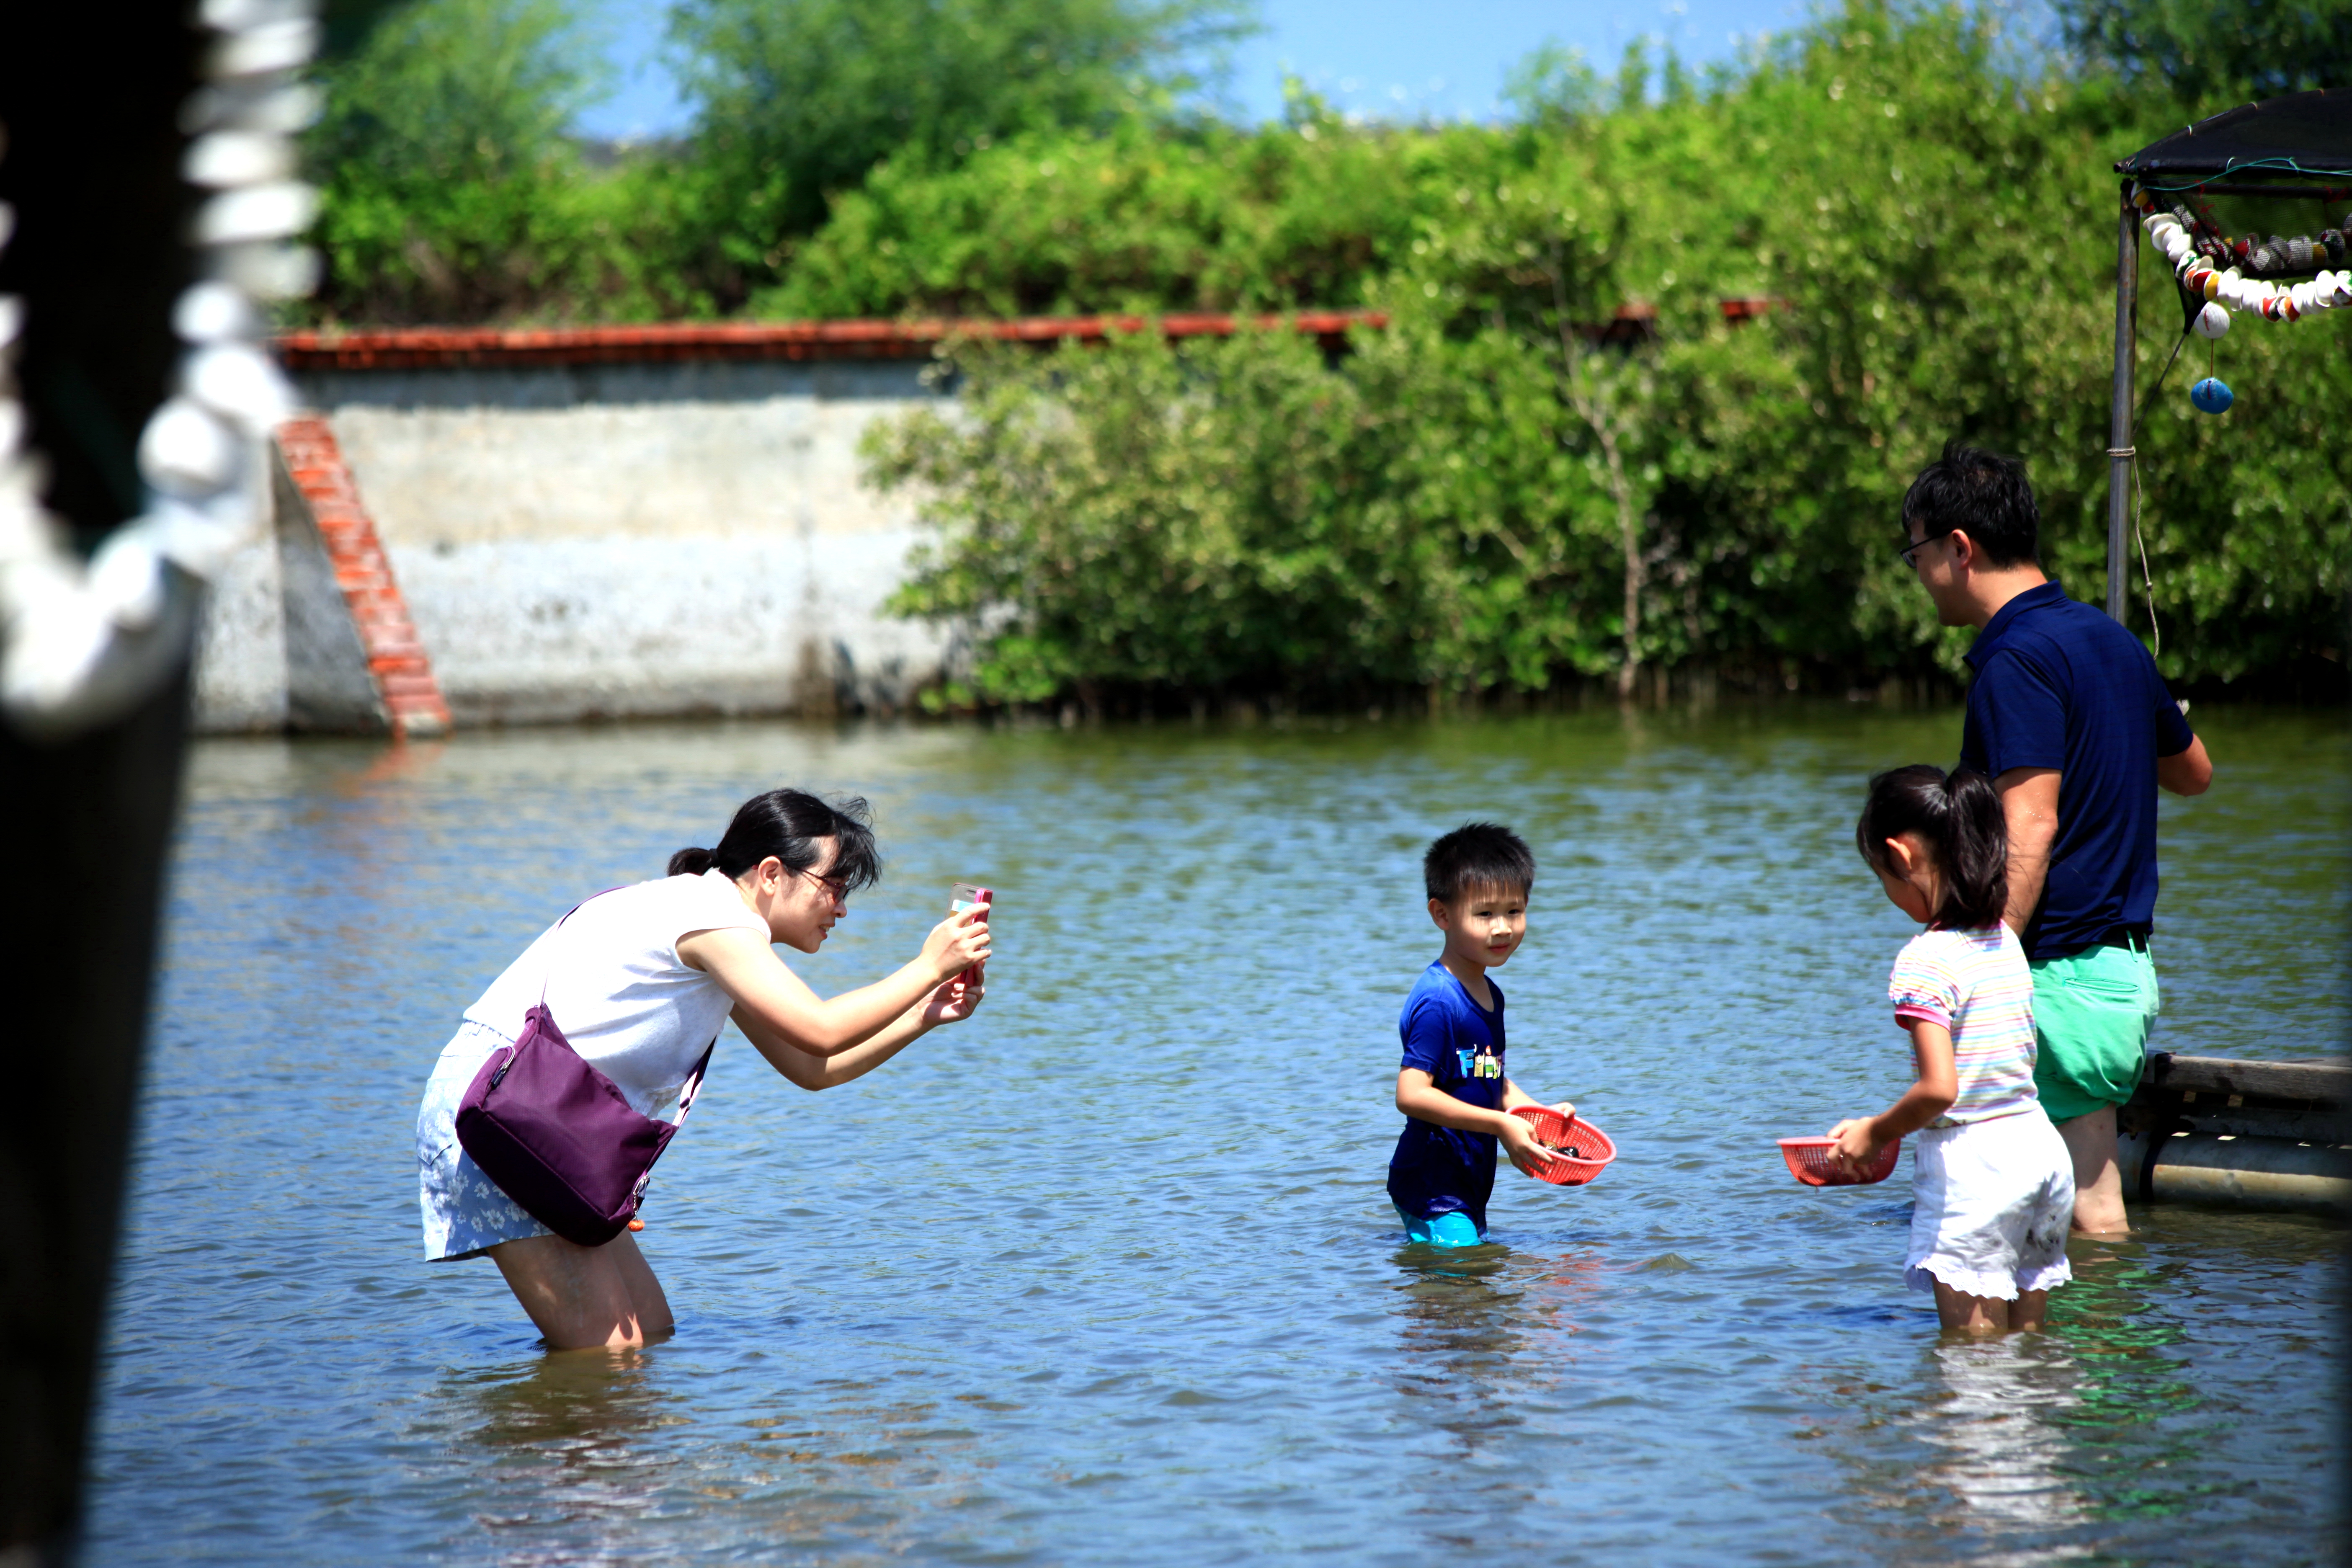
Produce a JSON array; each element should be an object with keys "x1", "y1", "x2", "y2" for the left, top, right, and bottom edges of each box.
[{"x1": 414, "y1": 788, "x2": 989, "y2": 1349}]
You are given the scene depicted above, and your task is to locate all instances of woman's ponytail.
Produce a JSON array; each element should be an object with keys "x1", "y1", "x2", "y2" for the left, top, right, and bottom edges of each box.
[
  {"x1": 1857, "y1": 763, "x2": 2010, "y2": 929},
  {"x1": 667, "y1": 789, "x2": 883, "y2": 890}
]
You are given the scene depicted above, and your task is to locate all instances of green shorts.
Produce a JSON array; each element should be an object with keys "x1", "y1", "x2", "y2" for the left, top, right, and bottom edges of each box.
[{"x1": 2029, "y1": 943, "x2": 2160, "y2": 1124}]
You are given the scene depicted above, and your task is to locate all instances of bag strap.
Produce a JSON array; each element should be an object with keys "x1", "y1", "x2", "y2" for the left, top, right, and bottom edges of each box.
[
  {"x1": 537, "y1": 885, "x2": 720, "y2": 1127},
  {"x1": 536, "y1": 886, "x2": 624, "y2": 1008},
  {"x1": 629, "y1": 1036, "x2": 720, "y2": 1206},
  {"x1": 672, "y1": 1037, "x2": 718, "y2": 1125},
  {"x1": 526, "y1": 885, "x2": 715, "y2": 1129}
]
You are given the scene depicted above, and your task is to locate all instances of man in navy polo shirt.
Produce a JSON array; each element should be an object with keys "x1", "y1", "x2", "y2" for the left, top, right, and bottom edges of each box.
[{"x1": 1900, "y1": 442, "x2": 2212, "y2": 1235}]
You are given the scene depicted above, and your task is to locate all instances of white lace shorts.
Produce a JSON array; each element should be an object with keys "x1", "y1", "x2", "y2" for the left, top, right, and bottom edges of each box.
[
  {"x1": 1905, "y1": 1106, "x2": 2075, "y2": 1301},
  {"x1": 415, "y1": 1020, "x2": 553, "y2": 1261}
]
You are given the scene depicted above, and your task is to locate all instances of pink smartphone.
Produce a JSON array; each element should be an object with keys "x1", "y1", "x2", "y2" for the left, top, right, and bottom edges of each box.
[{"x1": 949, "y1": 884, "x2": 991, "y2": 988}]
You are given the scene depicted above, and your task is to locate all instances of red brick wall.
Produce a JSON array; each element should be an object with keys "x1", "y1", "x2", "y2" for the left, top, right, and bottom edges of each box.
[{"x1": 273, "y1": 417, "x2": 451, "y2": 740}]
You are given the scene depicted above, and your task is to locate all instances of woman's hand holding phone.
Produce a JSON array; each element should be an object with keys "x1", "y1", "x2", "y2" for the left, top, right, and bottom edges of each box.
[
  {"x1": 924, "y1": 898, "x2": 991, "y2": 982},
  {"x1": 946, "y1": 884, "x2": 991, "y2": 989},
  {"x1": 921, "y1": 972, "x2": 985, "y2": 1029}
]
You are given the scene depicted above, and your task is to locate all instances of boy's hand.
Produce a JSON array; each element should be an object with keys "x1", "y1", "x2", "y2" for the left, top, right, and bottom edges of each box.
[
  {"x1": 1826, "y1": 1117, "x2": 1881, "y2": 1177},
  {"x1": 1549, "y1": 1100, "x2": 1577, "y2": 1121},
  {"x1": 1498, "y1": 1114, "x2": 1568, "y2": 1177}
]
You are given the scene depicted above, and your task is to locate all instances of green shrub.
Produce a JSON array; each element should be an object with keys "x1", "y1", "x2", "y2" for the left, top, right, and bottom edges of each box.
[
  {"x1": 870, "y1": 322, "x2": 1649, "y2": 705},
  {"x1": 765, "y1": 103, "x2": 1518, "y2": 318},
  {"x1": 869, "y1": 4, "x2": 2352, "y2": 703}
]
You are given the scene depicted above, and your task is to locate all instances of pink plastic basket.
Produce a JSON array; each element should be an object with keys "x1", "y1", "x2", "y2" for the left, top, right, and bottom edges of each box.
[
  {"x1": 1509, "y1": 1106, "x2": 1616, "y2": 1186},
  {"x1": 1778, "y1": 1135, "x2": 1901, "y2": 1187}
]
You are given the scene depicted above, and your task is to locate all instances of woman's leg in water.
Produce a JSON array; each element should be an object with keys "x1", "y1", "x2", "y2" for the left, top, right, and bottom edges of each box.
[{"x1": 489, "y1": 1231, "x2": 675, "y2": 1350}]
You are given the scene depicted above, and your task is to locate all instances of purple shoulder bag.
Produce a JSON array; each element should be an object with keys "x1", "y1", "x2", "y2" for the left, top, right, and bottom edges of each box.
[{"x1": 454, "y1": 899, "x2": 715, "y2": 1248}]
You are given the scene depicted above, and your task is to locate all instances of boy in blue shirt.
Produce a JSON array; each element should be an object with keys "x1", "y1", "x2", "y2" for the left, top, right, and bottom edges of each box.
[{"x1": 1387, "y1": 822, "x2": 1578, "y2": 1246}]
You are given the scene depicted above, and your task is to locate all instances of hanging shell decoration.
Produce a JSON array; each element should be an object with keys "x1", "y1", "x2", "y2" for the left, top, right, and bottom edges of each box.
[
  {"x1": 0, "y1": 0, "x2": 320, "y2": 736},
  {"x1": 2141, "y1": 195, "x2": 2352, "y2": 325}
]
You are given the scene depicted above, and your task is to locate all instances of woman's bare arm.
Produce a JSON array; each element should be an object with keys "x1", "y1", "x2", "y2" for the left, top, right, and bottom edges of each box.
[
  {"x1": 734, "y1": 977, "x2": 983, "y2": 1091},
  {"x1": 681, "y1": 907, "x2": 988, "y2": 1057}
]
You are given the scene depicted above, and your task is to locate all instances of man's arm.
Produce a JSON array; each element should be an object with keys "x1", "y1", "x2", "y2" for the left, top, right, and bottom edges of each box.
[
  {"x1": 1995, "y1": 767, "x2": 2060, "y2": 935},
  {"x1": 2157, "y1": 734, "x2": 2212, "y2": 796}
]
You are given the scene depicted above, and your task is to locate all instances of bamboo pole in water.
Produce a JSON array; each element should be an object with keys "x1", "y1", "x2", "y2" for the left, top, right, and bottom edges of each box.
[
  {"x1": 2105, "y1": 181, "x2": 2138, "y2": 623},
  {"x1": 2117, "y1": 1054, "x2": 2352, "y2": 1216}
]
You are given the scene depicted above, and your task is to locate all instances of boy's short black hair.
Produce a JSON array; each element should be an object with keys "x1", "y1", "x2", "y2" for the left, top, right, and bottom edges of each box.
[
  {"x1": 1423, "y1": 822, "x2": 1535, "y2": 903},
  {"x1": 1900, "y1": 439, "x2": 2040, "y2": 569}
]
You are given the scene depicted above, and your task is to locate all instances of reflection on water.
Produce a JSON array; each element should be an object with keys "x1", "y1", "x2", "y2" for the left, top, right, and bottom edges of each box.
[
  {"x1": 1388, "y1": 1243, "x2": 1619, "y2": 1550},
  {"x1": 418, "y1": 1351, "x2": 1016, "y2": 1563},
  {"x1": 442, "y1": 1354, "x2": 681, "y2": 1545},
  {"x1": 1916, "y1": 1338, "x2": 2091, "y2": 1561},
  {"x1": 1813, "y1": 1208, "x2": 2342, "y2": 1565},
  {"x1": 1805, "y1": 1337, "x2": 2099, "y2": 1563},
  {"x1": 84, "y1": 705, "x2": 2345, "y2": 1565},
  {"x1": 1393, "y1": 1246, "x2": 1529, "y2": 1441}
]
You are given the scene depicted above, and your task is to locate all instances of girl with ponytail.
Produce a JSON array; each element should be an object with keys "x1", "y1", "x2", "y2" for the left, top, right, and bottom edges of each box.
[
  {"x1": 1828, "y1": 765, "x2": 2076, "y2": 1335},
  {"x1": 413, "y1": 787, "x2": 991, "y2": 1350}
]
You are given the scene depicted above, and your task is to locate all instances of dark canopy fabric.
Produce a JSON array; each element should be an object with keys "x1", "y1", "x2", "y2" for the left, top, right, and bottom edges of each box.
[{"x1": 2117, "y1": 89, "x2": 2352, "y2": 179}]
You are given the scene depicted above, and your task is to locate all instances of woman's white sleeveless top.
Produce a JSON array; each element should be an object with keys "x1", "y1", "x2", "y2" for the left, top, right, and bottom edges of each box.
[{"x1": 461, "y1": 870, "x2": 769, "y2": 1116}]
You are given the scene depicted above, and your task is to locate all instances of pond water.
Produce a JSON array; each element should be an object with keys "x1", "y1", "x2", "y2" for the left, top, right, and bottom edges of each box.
[{"x1": 89, "y1": 704, "x2": 2346, "y2": 1565}]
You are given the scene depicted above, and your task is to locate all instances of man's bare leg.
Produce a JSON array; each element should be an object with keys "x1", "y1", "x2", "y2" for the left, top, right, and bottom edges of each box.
[
  {"x1": 2058, "y1": 1106, "x2": 2129, "y2": 1234},
  {"x1": 490, "y1": 1231, "x2": 675, "y2": 1351}
]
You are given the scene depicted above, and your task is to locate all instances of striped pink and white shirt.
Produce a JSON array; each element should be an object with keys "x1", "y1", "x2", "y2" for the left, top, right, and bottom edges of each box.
[{"x1": 1887, "y1": 924, "x2": 2040, "y2": 1124}]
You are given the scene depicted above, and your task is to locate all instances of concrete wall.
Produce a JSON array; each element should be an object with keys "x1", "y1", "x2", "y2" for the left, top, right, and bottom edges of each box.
[
  {"x1": 192, "y1": 443, "x2": 394, "y2": 734},
  {"x1": 190, "y1": 510, "x2": 287, "y2": 733},
  {"x1": 192, "y1": 358, "x2": 954, "y2": 731}
]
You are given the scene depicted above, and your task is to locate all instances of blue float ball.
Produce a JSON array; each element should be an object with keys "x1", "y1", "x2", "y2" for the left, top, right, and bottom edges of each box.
[{"x1": 2190, "y1": 376, "x2": 2233, "y2": 415}]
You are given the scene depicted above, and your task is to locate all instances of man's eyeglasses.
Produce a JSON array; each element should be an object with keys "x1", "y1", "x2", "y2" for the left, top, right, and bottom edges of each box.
[{"x1": 1898, "y1": 528, "x2": 1955, "y2": 568}]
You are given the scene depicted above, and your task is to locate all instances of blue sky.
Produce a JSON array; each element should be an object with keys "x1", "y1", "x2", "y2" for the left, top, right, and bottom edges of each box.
[{"x1": 574, "y1": 0, "x2": 1831, "y2": 141}]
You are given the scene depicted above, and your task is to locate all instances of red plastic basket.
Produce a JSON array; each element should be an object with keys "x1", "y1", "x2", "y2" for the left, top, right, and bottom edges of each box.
[
  {"x1": 1509, "y1": 1106, "x2": 1616, "y2": 1186},
  {"x1": 1778, "y1": 1135, "x2": 1901, "y2": 1187}
]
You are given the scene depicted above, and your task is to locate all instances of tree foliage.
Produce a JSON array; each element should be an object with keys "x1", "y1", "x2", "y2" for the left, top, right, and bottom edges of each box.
[
  {"x1": 872, "y1": 4, "x2": 2351, "y2": 706},
  {"x1": 2054, "y1": 0, "x2": 2352, "y2": 106},
  {"x1": 297, "y1": 0, "x2": 2352, "y2": 698},
  {"x1": 766, "y1": 104, "x2": 1492, "y2": 317},
  {"x1": 305, "y1": 0, "x2": 728, "y2": 322},
  {"x1": 670, "y1": 0, "x2": 1256, "y2": 250}
]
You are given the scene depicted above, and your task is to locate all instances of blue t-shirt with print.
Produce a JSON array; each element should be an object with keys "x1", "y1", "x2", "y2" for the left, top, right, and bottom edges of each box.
[
  {"x1": 1958, "y1": 581, "x2": 2195, "y2": 961},
  {"x1": 1387, "y1": 961, "x2": 1507, "y2": 1233}
]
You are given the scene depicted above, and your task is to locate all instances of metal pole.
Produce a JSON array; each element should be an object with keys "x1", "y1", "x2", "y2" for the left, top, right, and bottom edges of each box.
[{"x1": 2106, "y1": 181, "x2": 2138, "y2": 622}]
